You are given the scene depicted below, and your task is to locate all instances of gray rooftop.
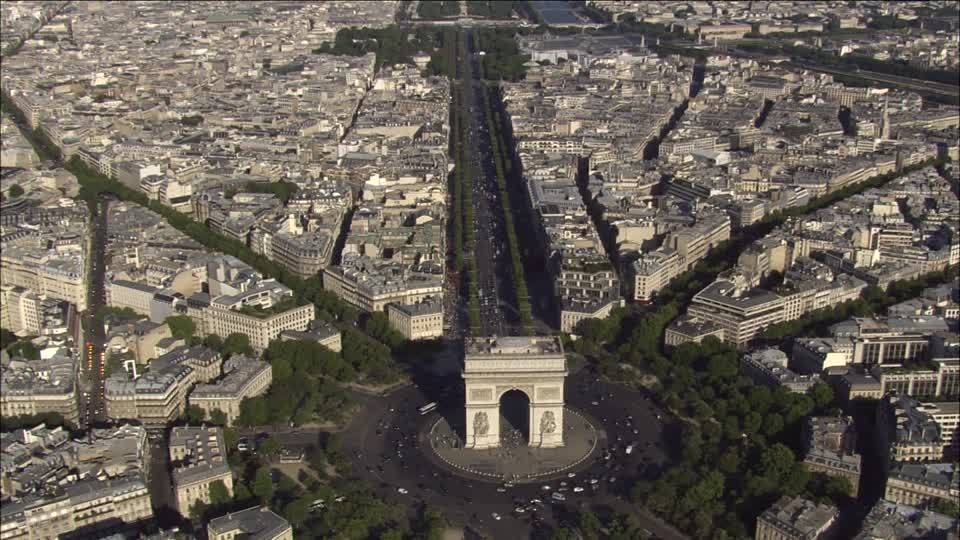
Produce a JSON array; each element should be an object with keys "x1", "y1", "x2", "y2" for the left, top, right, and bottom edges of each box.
[
  {"x1": 207, "y1": 506, "x2": 291, "y2": 539},
  {"x1": 465, "y1": 336, "x2": 564, "y2": 357}
]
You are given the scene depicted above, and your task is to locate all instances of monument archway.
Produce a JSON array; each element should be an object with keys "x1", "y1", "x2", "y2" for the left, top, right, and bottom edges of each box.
[
  {"x1": 499, "y1": 388, "x2": 531, "y2": 443},
  {"x1": 463, "y1": 336, "x2": 566, "y2": 449}
]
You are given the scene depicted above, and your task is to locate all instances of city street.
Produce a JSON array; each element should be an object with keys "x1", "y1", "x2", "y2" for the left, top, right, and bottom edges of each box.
[
  {"x1": 79, "y1": 196, "x2": 110, "y2": 427},
  {"x1": 459, "y1": 29, "x2": 513, "y2": 336}
]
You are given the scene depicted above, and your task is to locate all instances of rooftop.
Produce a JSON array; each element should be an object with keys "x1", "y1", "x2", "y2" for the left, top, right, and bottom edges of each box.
[
  {"x1": 465, "y1": 336, "x2": 564, "y2": 357},
  {"x1": 207, "y1": 506, "x2": 291, "y2": 539}
]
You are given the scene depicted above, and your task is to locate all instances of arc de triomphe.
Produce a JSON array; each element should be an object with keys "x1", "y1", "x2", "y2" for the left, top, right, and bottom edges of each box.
[{"x1": 462, "y1": 336, "x2": 567, "y2": 449}]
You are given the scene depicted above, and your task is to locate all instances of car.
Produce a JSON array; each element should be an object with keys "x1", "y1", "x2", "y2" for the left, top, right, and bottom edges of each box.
[
  {"x1": 514, "y1": 507, "x2": 526, "y2": 513},
  {"x1": 397, "y1": 488, "x2": 408, "y2": 495},
  {"x1": 541, "y1": 485, "x2": 551, "y2": 491},
  {"x1": 589, "y1": 478, "x2": 599, "y2": 485},
  {"x1": 491, "y1": 512, "x2": 501, "y2": 521},
  {"x1": 551, "y1": 492, "x2": 566, "y2": 501},
  {"x1": 496, "y1": 487, "x2": 506, "y2": 493},
  {"x1": 573, "y1": 486, "x2": 584, "y2": 493},
  {"x1": 334, "y1": 496, "x2": 346, "y2": 503},
  {"x1": 530, "y1": 498, "x2": 542, "y2": 504}
]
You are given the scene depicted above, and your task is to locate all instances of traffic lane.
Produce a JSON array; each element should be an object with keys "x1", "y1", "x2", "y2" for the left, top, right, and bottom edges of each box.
[
  {"x1": 351, "y1": 389, "x2": 619, "y2": 534},
  {"x1": 346, "y1": 387, "x2": 539, "y2": 536}
]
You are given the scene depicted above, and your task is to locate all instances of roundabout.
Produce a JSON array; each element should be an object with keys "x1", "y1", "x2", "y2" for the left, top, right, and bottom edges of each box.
[{"x1": 424, "y1": 406, "x2": 604, "y2": 482}]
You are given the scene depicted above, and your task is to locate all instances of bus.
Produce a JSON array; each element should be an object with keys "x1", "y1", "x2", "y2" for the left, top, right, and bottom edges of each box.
[{"x1": 418, "y1": 402, "x2": 438, "y2": 415}]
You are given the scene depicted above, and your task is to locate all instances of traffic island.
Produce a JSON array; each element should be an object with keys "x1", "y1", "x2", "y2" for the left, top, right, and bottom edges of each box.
[{"x1": 422, "y1": 406, "x2": 603, "y2": 483}]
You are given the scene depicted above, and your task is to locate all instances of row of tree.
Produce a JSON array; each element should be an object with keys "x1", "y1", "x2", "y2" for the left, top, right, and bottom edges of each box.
[
  {"x1": 737, "y1": 40, "x2": 957, "y2": 87},
  {"x1": 568, "y1": 159, "x2": 952, "y2": 535},
  {"x1": 63, "y1": 156, "x2": 406, "y2": 357},
  {"x1": 762, "y1": 265, "x2": 959, "y2": 342},
  {"x1": 480, "y1": 67, "x2": 533, "y2": 328}
]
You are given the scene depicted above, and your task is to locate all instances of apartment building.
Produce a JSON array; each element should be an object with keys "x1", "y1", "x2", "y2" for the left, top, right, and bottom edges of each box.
[
  {"x1": 0, "y1": 247, "x2": 87, "y2": 311},
  {"x1": 170, "y1": 426, "x2": 233, "y2": 518},
  {"x1": 854, "y1": 500, "x2": 958, "y2": 540},
  {"x1": 201, "y1": 300, "x2": 314, "y2": 353},
  {"x1": 742, "y1": 348, "x2": 821, "y2": 393},
  {"x1": 387, "y1": 300, "x2": 443, "y2": 341},
  {"x1": 628, "y1": 211, "x2": 730, "y2": 302},
  {"x1": 189, "y1": 356, "x2": 273, "y2": 426},
  {"x1": 0, "y1": 476, "x2": 152, "y2": 540},
  {"x1": 106, "y1": 279, "x2": 160, "y2": 316},
  {"x1": 207, "y1": 506, "x2": 293, "y2": 540},
  {"x1": 323, "y1": 258, "x2": 443, "y2": 313},
  {"x1": 103, "y1": 346, "x2": 222, "y2": 426},
  {"x1": 876, "y1": 394, "x2": 946, "y2": 470},
  {"x1": 561, "y1": 296, "x2": 621, "y2": 335},
  {"x1": 875, "y1": 359, "x2": 960, "y2": 399},
  {"x1": 0, "y1": 286, "x2": 45, "y2": 336},
  {"x1": 688, "y1": 280, "x2": 786, "y2": 347},
  {"x1": 921, "y1": 401, "x2": 960, "y2": 454},
  {"x1": 829, "y1": 316, "x2": 948, "y2": 366},
  {"x1": 802, "y1": 416, "x2": 862, "y2": 497},
  {"x1": 755, "y1": 496, "x2": 837, "y2": 540},
  {"x1": 1, "y1": 357, "x2": 79, "y2": 425},
  {"x1": 279, "y1": 320, "x2": 342, "y2": 353},
  {"x1": 632, "y1": 248, "x2": 681, "y2": 302},
  {"x1": 885, "y1": 462, "x2": 959, "y2": 509},
  {"x1": 104, "y1": 364, "x2": 193, "y2": 427},
  {"x1": 664, "y1": 315, "x2": 725, "y2": 348}
]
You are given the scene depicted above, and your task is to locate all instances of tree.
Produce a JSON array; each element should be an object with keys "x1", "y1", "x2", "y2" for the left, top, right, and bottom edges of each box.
[
  {"x1": 823, "y1": 475, "x2": 853, "y2": 499},
  {"x1": 0, "y1": 328, "x2": 16, "y2": 350},
  {"x1": 210, "y1": 409, "x2": 228, "y2": 426},
  {"x1": 185, "y1": 405, "x2": 206, "y2": 425},
  {"x1": 252, "y1": 466, "x2": 274, "y2": 503},
  {"x1": 577, "y1": 509, "x2": 603, "y2": 539},
  {"x1": 234, "y1": 481, "x2": 253, "y2": 502},
  {"x1": 931, "y1": 498, "x2": 960, "y2": 518},
  {"x1": 8, "y1": 184, "x2": 24, "y2": 198},
  {"x1": 209, "y1": 480, "x2": 231, "y2": 506},
  {"x1": 166, "y1": 315, "x2": 196, "y2": 340},
  {"x1": 203, "y1": 334, "x2": 223, "y2": 351},
  {"x1": 810, "y1": 383, "x2": 834, "y2": 410},
  {"x1": 237, "y1": 396, "x2": 269, "y2": 426},
  {"x1": 7, "y1": 340, "x2": 39, "y2": 360},
  {"x1": 224, "y1": 333, "x2": 253, "y2": 356},
  {"x1": 189, "y1": 500, "x2": 209, "y2": 521},
  {"x1": 259, "y1": 436, "x2": 281, "y2": 458},
  {"x1": 283, "y1": 496, "x2": 311, "y2": 526}
]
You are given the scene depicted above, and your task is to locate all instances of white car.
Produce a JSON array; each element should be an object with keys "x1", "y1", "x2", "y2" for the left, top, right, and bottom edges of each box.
[
  {"x1": 397, "y1": 488, "x2": 408, "y2": 495},
  {"x1": 514, "y1": 507, "x2": 525, "y2": 513},
  {"x1": 567, "y1": 472, "x2": 576, "y2": 478},
  {"x1": 573, "y1": 486, "x2": 585, "y2": 493},
  {"x1": 541, "y1": 485, "x2": 551, "y2": 491},
  {"x1": 491, "y1": 512, "x2": 501, "y2": 521}
]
